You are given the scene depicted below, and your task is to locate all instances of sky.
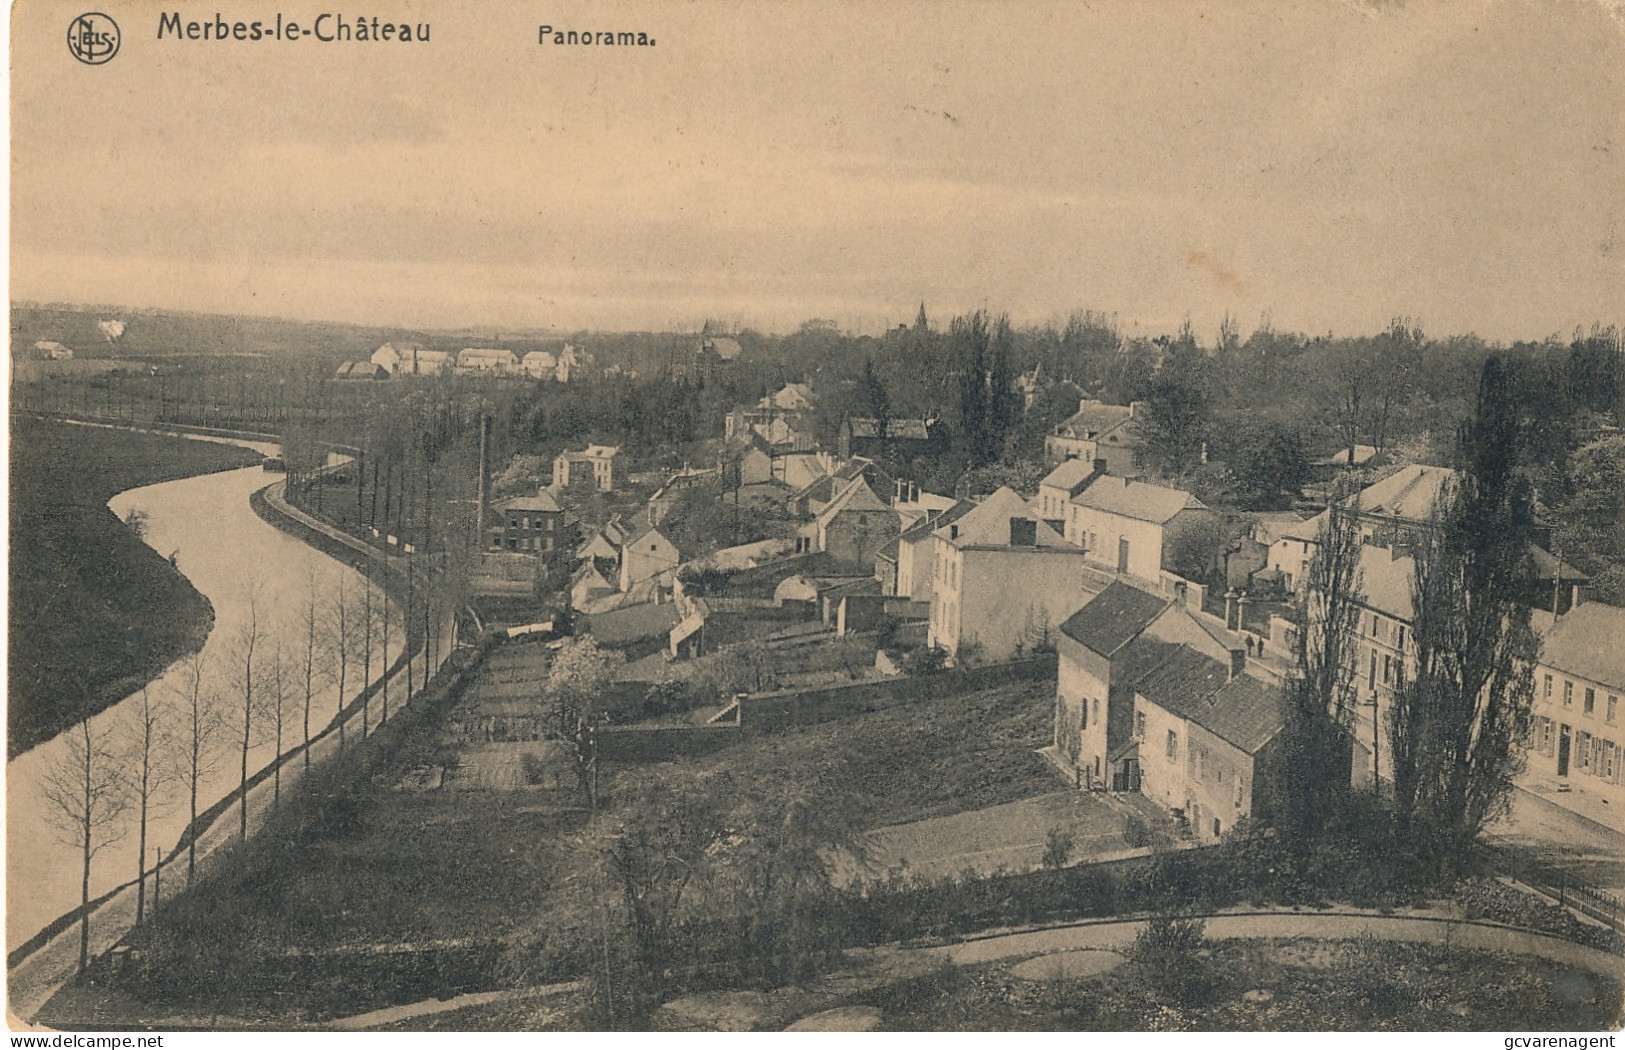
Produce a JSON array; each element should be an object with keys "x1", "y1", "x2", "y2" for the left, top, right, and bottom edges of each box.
[{"x1": 10, "y1": 0, "x2": 1625, "y2": 341}]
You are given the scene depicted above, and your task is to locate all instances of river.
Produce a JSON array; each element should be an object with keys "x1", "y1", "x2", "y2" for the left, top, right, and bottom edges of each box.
[{"x1": 7, "y1": 433, "x2": 405, "y2": 952}]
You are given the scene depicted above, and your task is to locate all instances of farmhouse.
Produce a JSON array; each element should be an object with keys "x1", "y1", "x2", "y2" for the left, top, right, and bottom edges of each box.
[{"x1": 1045, "y1": 398, "x2": 1144, "y2": 471}]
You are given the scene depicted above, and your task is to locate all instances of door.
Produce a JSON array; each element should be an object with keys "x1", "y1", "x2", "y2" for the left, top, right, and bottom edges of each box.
[
  {"x1": 1558, "y1": 724, "x2": 1572, "y2": 777},
  {"x1": 1117, "y1": 537, "x2": 1130, "y2": 574}
]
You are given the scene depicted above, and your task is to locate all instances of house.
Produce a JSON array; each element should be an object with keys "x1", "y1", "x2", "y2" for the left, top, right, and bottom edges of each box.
[
  {"x1": 702, "y1": 335, "x2": 743, "y2": 361},
  {"x1": 571, "y1": 559, "x2": 619, "y2": 611},
  {"x1": 335, "y1": 361, "x2": 389, "y2": 380},
  {"x1": 724, "y1": 383, "x2": 817, "y2": 449},
  {"x1": 890, "y1": 480, "x2": 958, "y2": 531},
  {"x1": 726, "y1": 435, "x2": 776, "y2": 487},
  {"x1": 620, "y1": 523, "x2": 682, "y2": 592},
  {"x1": 487, "y1": 489, "x2": 565, "y2": 553},
  {"x1": 927, "y1": 487, "x2": 1109, "y2": 662},
  {"x1": 808, "y1": 475, "x2": 901, "y2": 568},
  {"x1": 34, "y1": 341, "x2": 74, "y2": 360},
  {"x1": 838, "y1": 417, "x2": 940, "y2": 460},
  {"x1": 1065, "y1": 474, "x2": 1215, "y2": 582},
  {"x1": 457, "y1": 347, "x2": 518, "y2": 373},
  {"x1": 521, "y1": 350, "x2": 558, "y2": 379},
  {"x1": 555, "y1": 344, "x2": 581, "y2": 382},
  {"x1": 1270, "y1": 466, "x2": 1588, "y2": 609},
  {"x1": 1525, "y1": 601, "x2": 1625, "y2": 815},
  {"x1": 370, "y1": 341, "x2": 431, "y2": 375},
  {"x1": 553, "y1": 445, "x2": 620, "y2": 492},
  {"x1": 1134, "y1": 661, "x2": 1288, "y2": 842},
  {"x1": 1053, "y1": 580, "x2": 1246, "y2": 791},
  {"x1": 893, "y1": 498, "x2": 976, "y2": 602},
  {"x1": 1045, "y1": 398, "x2": 1144, "y2": 471},
  {"x1": 1037, "y1": 457, "x2": 1106, "y2": 522},
  {"x1": 577, "y1": 519, "x2": 626, "y2": 563}
]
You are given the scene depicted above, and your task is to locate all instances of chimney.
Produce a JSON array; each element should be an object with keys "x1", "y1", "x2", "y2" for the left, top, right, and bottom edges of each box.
[{"x1": 1010, "y1": 517, "x2": 1037, "y2": 547}]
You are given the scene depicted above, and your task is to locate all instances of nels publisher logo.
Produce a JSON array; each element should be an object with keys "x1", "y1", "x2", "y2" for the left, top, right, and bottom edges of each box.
[{"x1": 68, "y1": 12, "x2": 120, "y2": 64}]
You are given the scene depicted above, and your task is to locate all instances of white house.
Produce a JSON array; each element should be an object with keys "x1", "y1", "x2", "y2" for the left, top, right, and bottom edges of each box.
[
  {"x1": 554, "y1": 445, "x2": 620, "y2": 492},
  {"x1": 521, "y1": 350, "x2": 558, "y2": 379},
  {"x1": 619, "y1": 523, "x2": 682, "y2": 592},
  {"x1": 1066, "y1": 475, "x2": 1214, "y2": 582},
  {"x1": 927, "y1": 487, "x2": 1106, "y2": 662},
  {"x1": 457, "y1": 347, "x2": 518, "y2": 373}
]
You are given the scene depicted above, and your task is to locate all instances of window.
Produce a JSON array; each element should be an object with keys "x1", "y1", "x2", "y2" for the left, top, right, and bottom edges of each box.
[
  {"x1": 1564, "y1": 681, "x2": 1574, "y2": 707},
  {"x1": 1397, "y1": 625, "x2": 1406, "y2": 651},
  {"x1": 1135, "y1": 711, "x2": 1146, "y2": 738},
  {"x1": 1166, "y1": 729, "x2": 1178, "y2": 760},
  {"x1": 1090, "y1": 697, "x2": 1099, "y2": 729},
  {"x1": 1585, "y1": 688, "x2": 1596, "y2": 715},
  {"x1": 1080, "y1": 699, "x2": 1088, "y2": 732},
  {"x1": 1609, "y1": 695, "x2": 1618, "y2": 725},
  {"x1": 1578, "y1": 731, "x2": 1592, "y2": 769},
  {"x1": 1604, "y1": 740, "x2": 1617, "y2": 782},
  {"x1": 1236, "y1": 781, "x2": 1244, "y2": 808},
  {"x1": 1382, "y1": 654, "x2": 1392, "y2": 685},
  {"x1": 1544, "y1": 674, "x2": 1553, "y2": 700}
]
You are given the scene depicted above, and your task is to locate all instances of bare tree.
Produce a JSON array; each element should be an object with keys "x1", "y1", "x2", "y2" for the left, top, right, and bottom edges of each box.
[
  {"x1": 225, "y1": 585, "x2": 267, "y2": 842},
  {"x1": 168, "y1": 652, "x2": 224, "y2": 886},
  {"x1": 40, "y1": 702, "x2": 130, "y2": 974},
  {"x1": 124, "y1": 687, "x2": 174, "y2": 927},
  {"x1": 298, "y1": 569, "x2": 331, "y2": 768},
  {"x1": 326, "y1": 572, "x2": 355, "y2": 751},
  {"x1": 265, "y1": 635, "x2": 293, "y2": 809}
]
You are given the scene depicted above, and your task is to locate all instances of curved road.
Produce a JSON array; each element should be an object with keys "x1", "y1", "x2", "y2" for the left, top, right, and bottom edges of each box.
[{"x1": 7, "y1": 426, "x2": 446, "y2": 1024}]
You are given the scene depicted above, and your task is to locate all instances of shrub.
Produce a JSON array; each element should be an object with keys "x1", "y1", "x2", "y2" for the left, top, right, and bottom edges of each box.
[
  {"x1": 1130, "y1": 910, "x2": 1212, "y2": 1007},
  {"x1": 1041, "y1": 827, "x2": 1075, "y2": 870}
]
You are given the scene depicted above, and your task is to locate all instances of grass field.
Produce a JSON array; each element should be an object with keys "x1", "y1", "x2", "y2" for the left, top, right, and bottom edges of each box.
[
  {"x1": 7, "y1": 417, "x2": 259, "y2": 756},
  {"x1": 872, "y1": 937, "x2": 1622, "y2": 1032}
]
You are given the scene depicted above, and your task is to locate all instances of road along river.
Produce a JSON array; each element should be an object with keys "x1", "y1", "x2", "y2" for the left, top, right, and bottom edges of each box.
[{"x1": 6, "y1": 427, "x2": 448, "y2": 1020}]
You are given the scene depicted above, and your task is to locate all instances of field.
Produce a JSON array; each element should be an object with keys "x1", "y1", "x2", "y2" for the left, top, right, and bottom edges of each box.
[
  {"x1": 43, "y1": 661, "x2": 1061, "y2": 1023},
  {"x1": 871, "y1": 937, "x2": 1622, "y2": 1032},
  {"x1": 7, "y1": 417, "x2": 260, "y2": 756}
]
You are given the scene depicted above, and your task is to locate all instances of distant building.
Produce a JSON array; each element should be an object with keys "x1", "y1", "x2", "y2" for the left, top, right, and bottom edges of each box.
[
  {"x1": 702, "y1": 335, "x2": 742, "y2": 361},
  {"x1": 457, "y1": 347, "x2": 518, "y2": 373},
  {"x1": 555, "y1": 344, "x2": 581, "y2": 382},
  {"x1": 553, "y1": 445, "x2": 620, "y2": 492},
  {"x1": 838, "y1": 417, "x2": 941, "y2": 460},
  {"x1": 335, "y1": 361, "x2": 389, "y2": 380},
  {"x1": 1045, "y1": 398, "x2": 1144, "y2": 470},
  {"x1": 487, "y1": 489, "x2": 566, "y2": 553},
  {"x1": 725, "y1": 383, "x2": 817, "y2": 450},
  {"x1": 620, "y1": 522, "x2": 682, "y2": 592},
  {"x1": 521, "y1": 350, "x2": 558, "y2": 379},
  {"x1": 927, "y1": 487, "x2": 1107, "y2": 662},
  {"x1": 33, "y1": 341, "x2": 73, "y2": 360}
]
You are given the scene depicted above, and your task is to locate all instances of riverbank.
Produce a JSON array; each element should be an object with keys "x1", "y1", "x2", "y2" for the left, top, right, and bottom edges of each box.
[{"x1": 7, "y1": 416, "x2": 262, "y2": 757}]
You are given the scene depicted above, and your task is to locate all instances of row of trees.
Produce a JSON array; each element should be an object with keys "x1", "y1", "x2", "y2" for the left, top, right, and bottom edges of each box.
[
  {"x1": 40, "y1": 570, "x2": 399, "y2": 976},
  {"x1": 1276, "y1": 357, "x2": 1544, "y2": 878}
]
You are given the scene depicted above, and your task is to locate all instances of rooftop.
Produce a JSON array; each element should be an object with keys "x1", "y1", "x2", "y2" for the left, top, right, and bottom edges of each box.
[
  {"x1": 1541, "y1": 601, "x2": 1625, "y2": 689},
  {"x1": 1351, "y1": 464, "x2": 1454, "y2": 522},
  {"x1": 1058, "y1": 580, "x2": 1169, "y2": 655},
  {"x1": 1054, "y1": 399, "x2": 1136, "y2": 440},
  {"x1": 498, "y1": 490, "x2": 562, "y2": 514},
  {"x1": 1072, "y1": 474, "x2": 1208, "y2": 524},
  {"x1": 1040, "y1": 457, "x2": 1102, "y2": 493},
  {"x1": 937, "y1": 487, "x2": 1070, "y2": 548},
  {"x1": 1190, "y1": 674, "x2": 1289, "y2": 753}
]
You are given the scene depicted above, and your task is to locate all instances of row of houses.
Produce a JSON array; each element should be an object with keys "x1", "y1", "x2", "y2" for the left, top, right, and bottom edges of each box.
[{"x1": 345, "y1": 342, "x2": 586, "y2": 381}]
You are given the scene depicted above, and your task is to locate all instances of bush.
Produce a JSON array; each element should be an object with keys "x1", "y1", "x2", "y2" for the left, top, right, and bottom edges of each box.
[
  {"x1": 1130, "y1": 910, "x2": 1212, "y2": 1006},
  {"x1": 1041, "y1": 827, "x2": 1075, "y2": 870}
]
